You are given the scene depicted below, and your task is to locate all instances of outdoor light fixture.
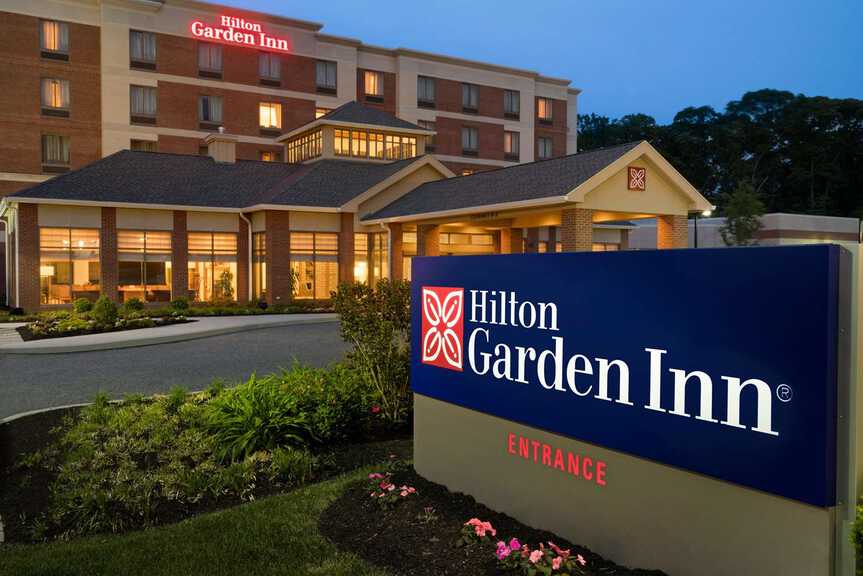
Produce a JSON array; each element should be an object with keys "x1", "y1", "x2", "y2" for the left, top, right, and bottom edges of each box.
[{"x1": 702, "y1": 209, "x2": 713, "y2": 217}]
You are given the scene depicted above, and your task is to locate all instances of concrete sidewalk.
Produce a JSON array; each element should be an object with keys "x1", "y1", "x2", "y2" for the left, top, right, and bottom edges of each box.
[{"x1": 0, "y1": 314, "x2": 338, "y2": 355}]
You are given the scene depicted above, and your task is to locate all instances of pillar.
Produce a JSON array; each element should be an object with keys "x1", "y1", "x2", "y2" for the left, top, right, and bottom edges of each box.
[
  {"x1": 171, "y1": 211, "x2": 189, "y2": 301},
  {"x1": 560, "y1": 207, "x2": 593, "y2": 252},
  {"x1": 620, "y1": 228, "x2": 630, "y2": 250},
  {"x1": 525, "y1": 228, "x2": 540, "y2": 253},
  {"x1": 417, "y1": 224, "x2": 439, "y2": 257},
  {"x1": 99, "y1": 207, "x2": 119, "y2": 302},
  {"x1": 548, "y1": 226, "x2": 558, "y2": 253},
  {"x1": 339, "y1": 213, "x2": 354, "y2": 284},
  {"x1": 265, "y1": 210, "x2": 292, "y2": 305},
  {"x1": 17, "y1": 203, "x2": 40, "y2": 312},
  {"x1": 237, "y1": 216, "x2": 249, "y2": 303},
  {"x1": 389, "y1": 222, "x2": 403, "y2": 281},
  {"x1": 657, "y1": 214, "x2": 688, "y2": 249}
]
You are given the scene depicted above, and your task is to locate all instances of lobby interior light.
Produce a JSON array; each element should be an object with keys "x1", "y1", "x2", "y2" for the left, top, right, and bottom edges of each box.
[
  {"x1": 702, "y1": 210, "x2": 713, "y2": 217},
  {"x1": 40, "y1": 265, "x2": 55, "y2": 277}
]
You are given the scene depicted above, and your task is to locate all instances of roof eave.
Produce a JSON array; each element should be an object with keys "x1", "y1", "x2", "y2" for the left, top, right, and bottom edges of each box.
[
  {"x1": 361, "y1": 195, "x2": 570, "y2": 225},
  {"x1": 278, "y1": 119, "x2": 433, "y2": 142}
]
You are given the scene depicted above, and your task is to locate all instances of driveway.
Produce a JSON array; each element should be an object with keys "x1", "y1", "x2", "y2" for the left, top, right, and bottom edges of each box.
[{"x1": 0, "y1": 322, "x2": 350, "y2": 419}]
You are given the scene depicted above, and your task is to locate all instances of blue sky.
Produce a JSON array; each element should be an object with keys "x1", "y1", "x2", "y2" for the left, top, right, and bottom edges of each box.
[{"x1": 218, "y1": 0, "x2": 862, "y2": 124}]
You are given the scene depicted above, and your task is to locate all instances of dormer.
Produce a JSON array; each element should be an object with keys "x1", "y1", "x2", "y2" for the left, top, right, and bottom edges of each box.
[{"x1": 277, "y1": 101, "x2": 434, "y2": 164}]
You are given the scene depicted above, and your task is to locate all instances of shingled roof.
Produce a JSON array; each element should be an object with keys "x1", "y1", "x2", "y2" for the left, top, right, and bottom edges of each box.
[
  {"x1": 362, "y1": 142, "x2": 642, "y2": 221},
  {"x1": 8, "y1": 150, "x2": 422, "y2": 209},
  {"x1": 318, "y1": 101, "x2": 430, "y2": 131}
]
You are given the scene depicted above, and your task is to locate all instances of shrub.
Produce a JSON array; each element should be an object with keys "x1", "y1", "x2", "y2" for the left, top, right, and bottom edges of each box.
[
  {"x1": 270, "y1": 447, "x2": 319, "y2": 485},
  {"x1": 332, "y1": 280, "x2": 411, "y2": 422},
  {"x1": 123, "y1": 297, "x2": 145, "y2": 312},
  {"x1": 72, "y1": 298, "x2": 92, "y2": 313},
  {"x1": 91, "y1": 295, "x2": 118, "y2": 327},
  {"x1": 170, "y1": 297, "x2": 190, "y2": 311},
  {"x1": 853, "y1": 502, "x2": 863, "y2": 574}
]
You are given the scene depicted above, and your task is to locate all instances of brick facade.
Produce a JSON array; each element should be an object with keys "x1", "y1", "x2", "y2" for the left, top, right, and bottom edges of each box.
[
  {"x1": 100, "y1": 207, "x2": 119, "y2": 302},
  {"x1": 171, "y1": 210, "x2": 189, "y2": 300},
  {"x1": 265, "y1": 210, "x2": 291, "y2": 305},
  {"x1": 17, "y1": 203, "x2": 40, "y2": 312},
  {"x1": 657, "y1": 214, "x2": 688, "y2": 249},
  {"x1": 339, "y1": 212, "x2": 354, "y2": 284},
  {"x1": 356, "y1": 69, "x2": 397, "y2": 114},
  {"x1": 237, "y1": 216, "x2": 249, "y2": 302},
  {"x1": 417, "y1": 224, "x2": 440, "y2": 257},
  {"x1": 560, "y1": 207, "x2": 593, "y2": 252}
]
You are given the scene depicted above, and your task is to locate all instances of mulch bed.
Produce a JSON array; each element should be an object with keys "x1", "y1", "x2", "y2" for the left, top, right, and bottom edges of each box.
[
  {"x1": 319, "y1": 467, "x2": 666, "y2": 576},
  {"x1": 15, "y1": 317, "x2": 193, "y2": 341}
]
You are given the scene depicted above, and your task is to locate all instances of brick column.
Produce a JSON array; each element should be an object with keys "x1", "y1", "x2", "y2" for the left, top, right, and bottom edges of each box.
[
  {"x1": 171, "y1": 211, "x2": 189, "y2": 300},
  {"x1": 417, "y1": 224, "x2": 439, "y2": 257},
  {"x1": 525, "y1": 228, "x2": 539, "y2": 253},
  {"x1": 560, "y1": 207, "x2": 593, "y2": 252},
  {"x1": 389, "y1": 222, "x2": 403, "y2": 281},
  {"x1": 99, "y1": 207, "x2": 119, "y2": 302},
  {"x1": 495, "y1": 229, "x2": 506, "y2": 254},
  {"x1": 509, "y1": 227, "x2": 524, "y2": 254},
  {"x1": 620, "y1": 229, "x2": 630, "y2": 250},
  {"x1": 657, "y1": 214, "x2": 688, "y2": 249},
  {"x1": 548, "y1": 226, "x2": 558, "y2": 252},
  {"x1": 339, "y1": 213, "x2": 354, "y2": 285},
  {"x1": 237, "y1": 216, "x2": 250, "y2": 303},
  {"x1": 17, "y1": 203, "x2": 40, "y2": 312},
  {"x1": 266, "y1": 210, "x2": 292, "y2": 305}
]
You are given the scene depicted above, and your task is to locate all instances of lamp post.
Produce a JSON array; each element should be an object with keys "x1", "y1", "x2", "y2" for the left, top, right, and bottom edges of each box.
[{"x1": 693, "y1": 209, "x2": 713, "y2": 248}]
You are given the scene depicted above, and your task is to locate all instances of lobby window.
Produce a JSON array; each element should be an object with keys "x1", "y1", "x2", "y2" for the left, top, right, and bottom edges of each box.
[
  {"x1": 462, "y1": 83, "x2": 479, "y2": 113},
  {"x1": 315, "y1": 107, "x2": 331, "y2": 119},
  {"x1": 130, "y1": 85, "x2": 157, "y2": 124},
  {"x1": 417, "y1": 76, "x2": 435, "y2": 107},
  {"x1": 461, "y1": 169, "x2": 474, "y2": 176},
  {"x1": 252, "y1": 232, "x2": 266, "y2": 301},
  {"x1": 364, "y1": 71, "x2": 384, "y2": 100},
  {"x1": 504, "y1": 90, "x2": 520, "y2": 119},
  {"x1": 335, "y1": 130, "x2": 414, "y2": 160},
  {"x1": 351, "y1": 130, "x2": 368, "y2": 157},
  {"x1": 259, "y1": 102, "x2": 282, "y2": 133},
  {"x1": 258, "y1": 52, "x2": 280, "y2": 85},
  {"x1": 316, "y1": 60, "x2": 337, "y2": 93},
  {"x1": 260, "y1": 150, "x2": 282, "y2": 162},
  {"x1": 354, "y1": 233, "x2": 369, "y2": 284},
  {"x1": 417, "y1": 120, "x2": 435, "y2": 151},
  {"x1": 537, "y1": 136, "x2": 553, "y2": 160},
  {"x1": 286, "y1": 130, "x2": 322, "y2": 163},
  {"x1": 199, "y1": 95, "x2": 223, "y2": 128},
  {"x1": 188, "y1": 232, "x2": 237, "y2": 302},
  {"x1": 39, "y1": 227, "x2": 100, "y2": 304},
  {"x1": 198, "y1": 42, "x2": 223, "y2": 78},
  {"x1": 369, "y1": 132, "x2": 384, "y2": 159},
  {"x1": 41, "y1": 78, "x2": 70, "y2": 117},
  {"x1": 537, "y1": 97, "x2": 553, "y2": 123},
  {"x1": 129, "y1": 30, "x2": 156, "y2": 69},
  {"x1": 291, "y1": 232, "x2": 338, "y2": 300},
  {"x1": 592, "y1": 243, "x2": 620, "y2": 252},
  {"x1": 369, "y1": 232, "x2": 388, "y2": 283},
  {"x1": 131, "y1": 139, "x2": 157, "y2": 152},
  {"x1": 504, "y1": 131, "x2": 519, "y2": 161},
  {"x1": 538, "y1": 241, "x2": 548, "y2": 253},
  {"x1": 118, "y1": 230, "x2": 172, "y2": 303},
  {"x1": 385, "y1": 134, "x2": 416, "y2": 160},
  {"x1": 461, "y1": 126, "x2": 478, "y2": 156},
  {"x1": 41, "y1": 134, "x2": 70, "y2": 173},
  {"x1": 40, "y1": 20, "x2": 69, "y2": 60}
]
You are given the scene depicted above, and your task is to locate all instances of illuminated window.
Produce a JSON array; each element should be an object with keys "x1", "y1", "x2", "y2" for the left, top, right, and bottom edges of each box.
[
  {"x1": 537, "y1": 97, "x2": 553, "y2": 121},
  {"x1": 130, "y1": 85, "x2": 157, "y2": 122},
  {"x1": 504, "y1": 131, "x2": 519, "y2": 160},
  {"x1": 41, "y1": 20, "x2": 69, "y2": 56},
  {"x1": 462, "y1": 83, "x2": 479, "y2": 112},
  {"x1": 354, "y1": 233, "x2": 369, "y2": 284},
  {"x1": 316, "y1": 60, "x2": 337, "y2": 92},
  {"x1": 41, "y1": 134, "x2": 70, "y2": 170},
  {"x1": 351, "y1": 130, "x2": 367, "y2": 157},
  {"x1": 187, "y1": 232, "x2": 237, "y2": 302},
  {"x1": 364, "y1": 70, "x2": 383, "y2": 97},
  {"x1": 417, "y1": 120, "x2": 435, "y2": 150},
  {"x1": 286, "y1": 130, "x2": 322, "y2": 163},
  {"x1": 369, "y1": 132, "x2": 384, "y2": 159},
  {"x1": 260, "y1": 150, "x2": 282, "y2": 162},
  {"x1": 199, "y1": 95, "x2": 223, "y2": 124},
  {"x1": 41, "y1": 78, "x2": 69, "y2": 111},
  {"x1": 417, "y1": 76, "x2": 435, "y2": 106},
  {"x1": 537, "y1": 136, "x2": 553, "y2": 160},
  {"x1": 39, "y1": 227, "x2": 100, "y2": 304},
  {"x1": 259, "y1": 52, "x2": 280, "y2": 80},
  {"x1": 315, "y1": 107, "x2": 331, "y2": 119},
  {"x1": 131, "y1": 139, "x2": 156, "y2": 152},
  {"x1": 555, "y1": 242, "x2": 562, "y2": 253},
  {"x1": 291, "y1": 232, "x2": 339, "y2": 300},
  {"x1": 384, "y1": 134, "x2": 417, "y2": 160},
  {"x1": 252, "y1": 232, "x2": 266, "y2": 301},
  {"x1": 118, "y1": 230, "x2": 172, "y2": 302},
  {"x1": 461, "y1": 127, "x2": 478, "y2": 154},
  {"x1": 504, "y1": 90, "x2": 520, "y2": 117},
  {"x1": 592, "y1": 243, "x2": 620, "y2": 252},
  {"x1": 334, "y1": 129, "x2": 350, "y2": 156},
  {"x1": 259, "y1": 102, "x2": 282, "y2": 129},
  {"x1": 461, "y1": 169, "x2": 474, "y2": 176},
  {"x1": 369, "y1": 232, "x2": 388, "y2": 283},
  {"x1": 538, "y1": 241, "x2": 548, "y2": 253},
  {"x1": 130, "y1": 30, "x2": 156, "y2": 66},
  {"x1": 198, "y1": 42, "x2": 222, "y2": 74}
]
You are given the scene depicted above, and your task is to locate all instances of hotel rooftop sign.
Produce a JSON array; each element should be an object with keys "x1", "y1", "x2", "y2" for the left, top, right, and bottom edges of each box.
[{"x1": 190, "y1": 16, "x2": 291, "y2": 53}]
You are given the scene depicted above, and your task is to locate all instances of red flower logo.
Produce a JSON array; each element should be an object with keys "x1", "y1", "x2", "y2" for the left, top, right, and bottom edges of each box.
[
  {"x1": 628, "y1": 166, "x2": 646, "y2": 191},
  {"x1": 421, "y1": 286, "x2": 464, "y2": 371}
]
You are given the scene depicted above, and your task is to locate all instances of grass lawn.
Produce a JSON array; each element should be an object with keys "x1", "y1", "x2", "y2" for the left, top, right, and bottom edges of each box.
[{"x1": 0, "y1": 467, "x2": 391, "y2": 576}]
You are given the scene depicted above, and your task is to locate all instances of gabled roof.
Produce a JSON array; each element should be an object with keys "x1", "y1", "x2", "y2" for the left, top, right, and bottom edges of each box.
[
  {"x1": 278, "y1": 101, "x2": 433, "y2": 141},
  {"x1": 6, "y1": 150, "x2": 429, "y2": 211}
]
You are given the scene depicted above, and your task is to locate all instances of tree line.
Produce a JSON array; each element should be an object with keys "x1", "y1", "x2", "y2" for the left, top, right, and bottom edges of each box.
[{"x1": 578, "y1": 89, "x2": 863, "y2": 219}]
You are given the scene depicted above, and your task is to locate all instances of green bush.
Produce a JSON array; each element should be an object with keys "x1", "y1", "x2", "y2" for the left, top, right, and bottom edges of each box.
[
  {"x1": 91, "y1": 295, "x2": 118, "y2": 327},
  {"x1": 853, "y1": 503, "x2": 863, "y2": 575},
  {"x1": 72, "y1": 298, "x2": 92, "y2": 314},
  {"x1": 123, "y1": 297, "x2": 145, "y2": 312},
  {"x1": 170, "y1": 297, "x2": 189, "y2": 311},
  {"x1": 270, "y1": 446, "x2": 319, "y2": 485}
]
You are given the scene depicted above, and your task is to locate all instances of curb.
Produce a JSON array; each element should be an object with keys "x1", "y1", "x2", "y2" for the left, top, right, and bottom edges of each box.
[
  {"x1": 0, "y1": 402, "x2": 92, "y2": 425},
  {"x1": 0, "y1": 315, "x2": 339, "y2": 355}
]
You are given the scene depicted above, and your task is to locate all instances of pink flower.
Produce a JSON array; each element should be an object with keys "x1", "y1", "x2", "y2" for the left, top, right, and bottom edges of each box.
[
  {"x1": 508, "y1": 538, "x2": 521, "y2": 551},
  {"x1": 371, "y1": 405, "x2": 381, "y2": 414},
  {"x1": 549, "y1": 542, "x2": 570, "y2": 560},
  {"x1": 368, "y1": 473, "x2": 384, "y2": 479},
  {"x1": 495, "y1": 541, "x2": 511, "y2": 560},
  {"x1": 529, "y1": 550, "x2": 543, "y2": 564},
  {"x1": 465, "y1": 518, "x2": 482, "y2": 526},
  {"x1": 576, "y1": 554, "x2": 586, "y2": 566},
  {"x1": 552, "y1": 557, "x2": 562, "y2": 570}
]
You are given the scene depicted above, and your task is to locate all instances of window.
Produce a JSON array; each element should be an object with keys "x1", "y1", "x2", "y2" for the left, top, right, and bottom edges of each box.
[
  {"x1": 385, "y1": 134, "x2": 416, "y2": 160},
  {"x1": 39, "y1": 227, "x2": 100, "y2": 304},
  {"x1": 258, "y1": 52, "x2": 280, "y2": 83},
  {"x1": 351, "y1": 130, "x2": 367, "y2": 157},
  {"x1": 198, "y1": 42, "x2": 222, "y2": 77},
  {"x1": 364, "y1": 70, "x2": 383, "y2": 98},
  {"x1": 369, "y1": 232, "x2": 388, "y2": 283},
  {"x1": 199, "y1": 95, "x2": 223, "y2": 126},
  {"x1": 555, "y1": 242, "x2": 562, "y2": 253},
  {"x1": 335, "y1": 130, "x2": 415, "y2": 160},
  {"x1": 504, "y1": 131, "x2": 519, "y2": 161},
  {"x1": 41, "y1": 78, "x2": 70, "y2": 116},
  {"x1": 41, "y1": 20, "x2": 69, "y2": 59},
  {"x1": 537, "y1": 97, "x2": 553, "y2": 122},
  {"x1": 315, "y1": 107, "x2": 331, "y2": 119},
  {"x1": 368, "y1": 132, "x2": 384, "y2": 159},
  {"x1": 130, "y1": 85, "x2": 157, "y2": 124},
  {"x1": 504, "y1": 90, "x2": 520, "y2": 118},
  {"x1": 537, "y1": 136, "x2": 553, "y2": 159},
  {"x1": 538, "y1": 241, "x2": 548, "y2": 253},
  {"x1": 129, "y1": 30, "x2": 156, "y2": 68},
  {"x1": 417, "y1": 120, "x2": 435, "y2": 151},
  {"x1": 354, "y1": 234, "x2": 369, "y2": 284},
  {"x1": 417, "y1": 76, "x2": 435, "y2": 106},
  {"x1": 187, "y1": 232, "x2": 237, "y2": 302},
  {"x1": 461, "y1": 169, "x2": 474, "y2": 176},
  {"x1": 315, "y1": 60, "x2": 337, "y2": 93},
  {"x1": 252, "y1": 232, "x2": 266, "y2": 301},
  {"x1": 259, "y1": 102, "x2": 282, "y2": 130},
  {"x1": 118, "y1": 230, "x2": 172, "y2": 302},
  {"x1": 462, "y1": 83, "x2": 478, "y2": 112},
  {"x1": 131, "y1": 139, "x2": 157, "y2": 152},
  {"x1": 260, "y1": 150, "x2": 282, "y2": 162},
  {"x1": 461, "y1": 126, "x2": 478, "y2": 155},
  {"x1": 286, "y1": 130, "x2": 322, "y2": 163},
  {"x1": 290, "y1": 232, "x2": 338, "y2": 300},
  {"x1": 41, "y1": 134, "x2": 70, "y2": 172},
  {"x1": 592, "y1": 243, "x2": 620, "y2": 252}
]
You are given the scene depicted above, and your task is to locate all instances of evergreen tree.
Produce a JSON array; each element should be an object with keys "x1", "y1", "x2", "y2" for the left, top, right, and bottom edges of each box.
[{"x1": 719, "y1": 182, "x2": 766, "y2": 246}]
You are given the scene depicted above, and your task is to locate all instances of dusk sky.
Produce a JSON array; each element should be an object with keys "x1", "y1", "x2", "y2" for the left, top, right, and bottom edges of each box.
[{"x1": 217, "y1": 0, "x2": 862, "y2": 124}]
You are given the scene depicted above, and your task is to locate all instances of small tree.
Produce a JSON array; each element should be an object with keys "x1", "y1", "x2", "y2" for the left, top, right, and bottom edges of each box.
[
  {"x1": 332, "y1": 280, "x2": 411, "y2": 423},
  {"x1": 91, "y1": 295, "x2": 118, "y2": 327},
  {"x1": 215, "y1": 269, "x2": 235, "y2": 302},
  {"x1": 719, "y1": 181, "x2": 765, "y2": 246}
]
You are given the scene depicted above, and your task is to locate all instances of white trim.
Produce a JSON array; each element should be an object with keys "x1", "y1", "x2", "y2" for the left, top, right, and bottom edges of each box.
[
  {"x1": 432, "y1": 154, "x2": 517, "y2": 168},
  {"x1": 362, "y1": 196, "x2": 569, "y2": 225},
  {"x1": 244, "y1": 203, "x2": 339, "y2": 213},
  {"x1": 0, "y1": 173, "x2": 52, "y2": 184},
  {"x1": 341, "y1": 156, "x2": 454, "y2": 212},
  {"x1": 5, "y1": 197, "x2": 241, "y2": 213},
  {"x1": 278, "y1": 119, "x2": 433, "y2": 142}
]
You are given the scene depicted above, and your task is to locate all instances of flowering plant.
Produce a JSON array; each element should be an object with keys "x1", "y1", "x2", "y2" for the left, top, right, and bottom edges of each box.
[
  {"x1": 367, "y1": 472, "x2": 417, "y2": 509},
  {"x1": 456, "y1": 517, "x2": 497, "y2": 547},
  {"x1": 496, "y1": 539, "x2": 588, "y2": 575}
]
